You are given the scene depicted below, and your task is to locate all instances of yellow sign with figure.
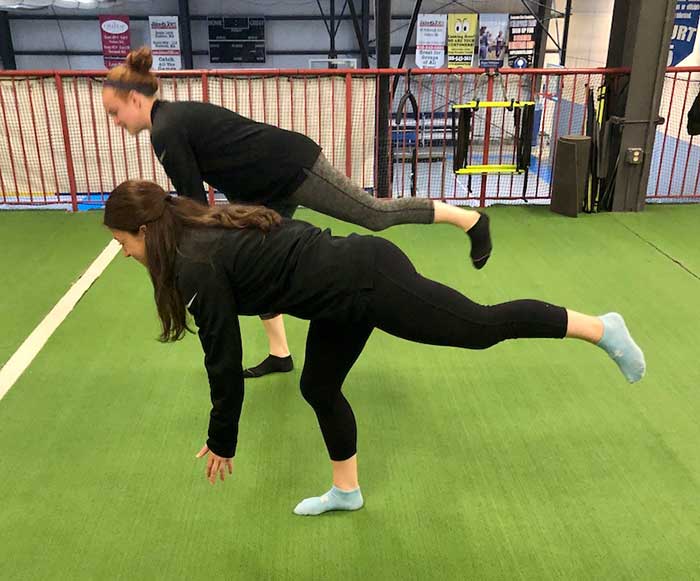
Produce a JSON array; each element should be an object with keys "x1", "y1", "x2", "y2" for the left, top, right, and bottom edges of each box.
[{"x1": 447, "y1": 13, "x2": 478, "y2": 68}]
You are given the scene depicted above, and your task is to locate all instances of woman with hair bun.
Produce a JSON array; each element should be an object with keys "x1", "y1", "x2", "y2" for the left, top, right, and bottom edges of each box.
[{"x1": 102, "y1": 47, "x2": 494, "y2": 378}]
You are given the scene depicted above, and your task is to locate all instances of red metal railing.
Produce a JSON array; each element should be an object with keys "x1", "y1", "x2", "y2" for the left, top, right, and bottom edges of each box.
[
  {"x1": 0, "y1": 66, "x2": 696, "y2": 209},
  {"x1": 647, "y1": 67, "x2": 700, "y2": 200}
]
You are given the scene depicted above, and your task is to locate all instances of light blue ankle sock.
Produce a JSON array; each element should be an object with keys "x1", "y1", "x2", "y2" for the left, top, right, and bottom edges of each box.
[
  {"x1": 293, "y1": 486, "x2": 364, "y2": 516},
  {"x1": 597, "y1": 313, "x2": 646, "y2": 383}
]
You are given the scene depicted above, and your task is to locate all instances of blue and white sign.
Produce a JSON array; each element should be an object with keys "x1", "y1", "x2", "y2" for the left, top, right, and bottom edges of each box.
[{"x1": 669, "y1": 1, "x2": 700, "y2": 66}]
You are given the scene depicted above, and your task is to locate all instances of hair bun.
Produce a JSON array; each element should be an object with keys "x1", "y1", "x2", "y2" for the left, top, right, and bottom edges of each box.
[{"x1": 126, "y1": 47, "x2": 153, "y2": 74}]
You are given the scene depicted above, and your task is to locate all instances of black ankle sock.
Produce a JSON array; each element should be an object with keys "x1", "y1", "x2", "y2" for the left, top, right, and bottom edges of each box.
[
  {"x1": 243, "y1": 354, "x2": 294, "y2": 378},
  {"x1": 467, "y1": 213, "x2": 492, "y2": 270}
]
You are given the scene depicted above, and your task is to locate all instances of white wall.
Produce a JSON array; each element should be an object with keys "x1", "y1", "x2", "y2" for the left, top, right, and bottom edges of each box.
[
  {"x1": 4, "y1": 0, "x2": 615, "y2": 71},
  {"x1": 544, "y1": 0, "x2": 614, "y2": 68}
]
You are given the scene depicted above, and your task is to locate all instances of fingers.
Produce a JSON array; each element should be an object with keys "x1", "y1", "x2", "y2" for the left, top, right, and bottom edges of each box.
[
  {"x1": 208, "y1": 457, "x2": 222, "y2": 486},
  {"x1": 206, "y1": 455, "x2": 215, "y2": 483},
  {"x1": 198, "y1": 449, "x2": 233, "y2": 485}
]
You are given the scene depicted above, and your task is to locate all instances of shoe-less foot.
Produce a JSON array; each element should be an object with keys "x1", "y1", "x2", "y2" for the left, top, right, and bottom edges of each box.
[
  {"x1": 467, "y1": 212, "x2": 492, "y2": 270},
  {"x1": 243, "y1": 354, "x2": 294, "y2": 379},
  {"x1": 597, "y1": 313, "x2": 646, "y2": 383}
]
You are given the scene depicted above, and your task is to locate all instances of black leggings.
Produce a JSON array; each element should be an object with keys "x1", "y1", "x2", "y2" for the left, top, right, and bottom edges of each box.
[{"x1": 299, "y1": 238, "x2": 568, "y2": 461}]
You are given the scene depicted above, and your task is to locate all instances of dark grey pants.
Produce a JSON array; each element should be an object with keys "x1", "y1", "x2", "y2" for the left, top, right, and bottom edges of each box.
[{"x1": 273, "y1": 153, "x2": 435, "y2": 229}]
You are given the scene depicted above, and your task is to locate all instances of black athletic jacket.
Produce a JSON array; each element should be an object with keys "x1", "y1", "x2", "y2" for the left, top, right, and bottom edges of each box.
[
  {"x1": 175, "y1": 220, "x2": 375, "y2": 458},
  {"x1": 150, "y1": 100, "x2": 321, "y2": 205}
]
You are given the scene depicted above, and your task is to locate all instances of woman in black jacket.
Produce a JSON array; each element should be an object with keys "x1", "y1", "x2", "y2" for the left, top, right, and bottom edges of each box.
[
  {"x1": 104, "y1": 179, "x2": 645, "y2": 517},
  {"x1": 101, "y1": 47, "x2": 493, "y2": 379}
]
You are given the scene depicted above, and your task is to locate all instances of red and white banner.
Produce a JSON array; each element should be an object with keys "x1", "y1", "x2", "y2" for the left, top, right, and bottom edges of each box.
[
  {"x1": 149, "y1": 16, "x2": 182, "y2": 70},
  {"x1": 416, "y1": 14, "x2": 447, "y2": 69},
  {"x1": 99, "y1": 15, "x2": 131, "y2": 69}
]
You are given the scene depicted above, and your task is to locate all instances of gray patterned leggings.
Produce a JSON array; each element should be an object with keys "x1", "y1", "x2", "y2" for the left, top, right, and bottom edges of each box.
[{"x1": 272, "y1": 152, "x2": 435, "y2": 229}]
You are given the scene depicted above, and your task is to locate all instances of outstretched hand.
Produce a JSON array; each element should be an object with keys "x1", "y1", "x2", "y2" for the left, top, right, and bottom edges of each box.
[{"x1": 196, "y1": 444, "x2": 233, "y2": 485}]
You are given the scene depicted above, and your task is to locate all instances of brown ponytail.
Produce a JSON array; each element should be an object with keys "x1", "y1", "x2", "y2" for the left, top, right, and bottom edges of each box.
[{"x1": 104, "y1": 180, "x2": 282, "y2": 342}]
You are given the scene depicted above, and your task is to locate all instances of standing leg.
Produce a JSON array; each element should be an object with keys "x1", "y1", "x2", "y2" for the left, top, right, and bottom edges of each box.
[
  {"x1": 365, "y1": 238, "x2": 645, "y2": 383},
  {"x1": 288, "y1": 153, "x2": 492, "y2": 268},
  {"x1": 243, "y1": 314, "x2": 294, "y2": 379},
  {"x1": 293, "y1": 319, "x2": 374, "y2": 516},
  {"x1": 262, "y1": 315, "x2": 291, "y2": 357},
  {"x1": 244, "y1": 202, "x2": 298, "y2": 379}
]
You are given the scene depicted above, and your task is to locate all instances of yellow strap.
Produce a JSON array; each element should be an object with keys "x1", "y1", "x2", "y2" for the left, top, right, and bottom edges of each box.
[
  {"x1": 453, "y1": 101, "x2": 536, "y2": 109},
  {"x1": 455, "y1": 164, "x2": 524, "y2": 175},
  {"x1": 597, "y1": 86, "x2": 606, "y2": 124}
]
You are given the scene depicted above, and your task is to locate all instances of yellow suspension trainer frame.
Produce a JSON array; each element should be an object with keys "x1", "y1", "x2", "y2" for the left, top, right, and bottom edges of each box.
[{"x1": 452, "y1": 100, "x2": 537, "y2": 175}]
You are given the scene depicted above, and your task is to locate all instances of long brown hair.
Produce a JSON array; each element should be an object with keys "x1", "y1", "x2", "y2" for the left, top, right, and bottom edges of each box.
[
  {"x1": 105, "y1": 47, "x2": 159, "y2": 97},
  {"x1": 104, "y1": 180, "x2": 282, "y2": 342}
]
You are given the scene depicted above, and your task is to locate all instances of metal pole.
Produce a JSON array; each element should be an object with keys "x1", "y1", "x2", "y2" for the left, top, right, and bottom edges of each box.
[
  {"x1": 376, "y1": 0, "x2": 392, "y2": 198},
  {"x1": 330, "y1": 0, "x2": 337, "y2": 62},
  {"x1": 480, "y1": 74, "x2": 495, "y2": 207},
  {"x1": 392, "y1": 0, "x2": 422, "y2": 95},
  {"x1": 397, "y1": 0, "x2": 422, "y2": 70},
  {"x1": 0, "y1": 11, "x2": 17, "y2": 69},
  {"x1": 606, "y1": 0, "x2": 675, "y2": 211},
  {"x1": 55, "y1": 74, "x2": 78, "y2": 211},
  {"x1": 178, "y1": 0, "x2": 193, "y2": 69},
  {"x1": 560, "y1": 0, "x2": 572, "y2": 66},
  {"x1": 533, "y1": 0, "x2": 553, "y2": 69},
  {"x1": 348, "y1": 0, "x2": 369, "y2": 67},
  {"x1": 345, "y1": 73, "x2": 353, "y2": 178},
  {"x1": 362, "y1": 0, "x2": 371, "y2": 61}
]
